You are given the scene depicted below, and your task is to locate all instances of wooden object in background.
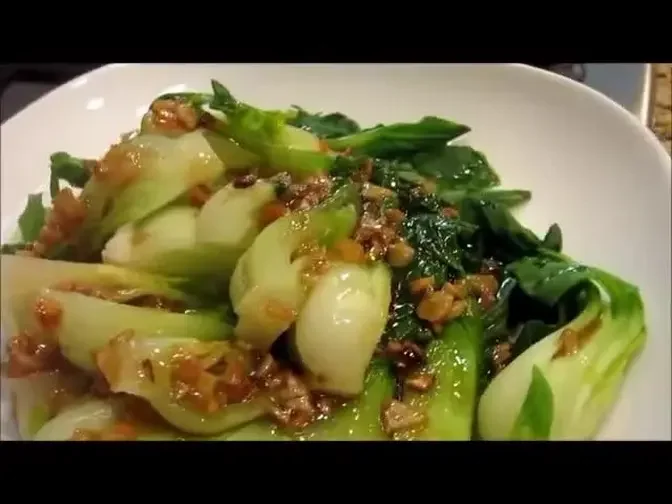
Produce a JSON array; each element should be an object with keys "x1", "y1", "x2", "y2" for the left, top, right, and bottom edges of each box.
[{"x1": 650, "y1": 64, "x2": 672, "y2": 155}]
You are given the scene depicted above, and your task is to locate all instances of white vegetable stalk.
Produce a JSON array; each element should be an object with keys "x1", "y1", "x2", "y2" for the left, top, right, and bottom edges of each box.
[
  {"x1": 33, "y1": 399, "x2": 116, "y2": 441},
  {"x1": 102, "y1": 181, "x2": 276, "y2": 278},
  {"x1": 294, "y1": 261, "x2": 392, "y2": 396},
  {"x1": 229, "y1": 200, "x2": 358, "y2": 351}
]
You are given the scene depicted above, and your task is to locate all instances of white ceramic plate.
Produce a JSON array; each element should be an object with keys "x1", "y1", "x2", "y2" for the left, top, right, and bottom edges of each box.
[{"x1": 1, "y1": 63, "x2": 670, "y2": 441}]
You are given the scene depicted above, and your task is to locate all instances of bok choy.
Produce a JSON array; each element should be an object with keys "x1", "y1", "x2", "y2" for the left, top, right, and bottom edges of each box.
[
  {"x1": 229, "y1": 184, "x2": 360, "y2": 350},
  {"x1": 102, "y1": 180, "x2": 277, "y2": 278},
  {"x1": 1, "y1": 77, "x2": 647, "y2": 442},
  {"x1": 477, "y1": 265, "x2": 646, "y2": 440},
  {"x1": 95, "y1": 333, "x2": 267, "y2": 435},
  {"x1": 294, "y1": 261, "x2": 392, "y2": 396}
]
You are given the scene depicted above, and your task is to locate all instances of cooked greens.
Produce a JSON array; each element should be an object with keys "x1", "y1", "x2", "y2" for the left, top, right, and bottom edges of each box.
[
  {"x1": 403, "y1": 313, "x2": 484, "y2": 440},
  {"x1": 43, "y1": 290, "x2": 231, "y2": 371},
  {"x1": 17, "y1": 194, "x2": 47, "y2": 243},
  {"x1": 325, "y1": 116, "x2": 470, "y2": 159},
  {"x1": 0, "y1": 79, "x2": 646, "y2": 441},
  {"x1": 229, "y1": 184, "x2": 360, "y2": 350},
  {"x1": 294, "y1": 261, "x2": 392, "y2": 396},
  {"x1": 478, "y1": 268, "x2": 646, "y2": 440},
  {"x1": 49, "y1": 152, "x2": 92, "y2": 198},
  {"x1": 287, "y1": 106, "x2": 361, "y2": 139}
]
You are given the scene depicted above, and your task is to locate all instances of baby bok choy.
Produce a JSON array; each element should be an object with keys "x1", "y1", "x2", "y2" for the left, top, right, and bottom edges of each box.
[
  {"x1": 102, "y1": 205, "x2": 210, "y2": 277},
  {"x1": 1, "y1": 254, "x2": 232, "y2": 371},
  {"x1": 293, "y1": 261, "x2": 392, "y2": 396},
  {"x1": 34, "y1": 290, "x2": 231, "y2": 371},
  {"x1": 6, "y1": 369, "x2": 90, "y2": 440},
  {"x1": 206, "y1": 80, "x2": 334, "y2": 178},
  {"x1": 95, "y1": 131, "x2": 228, "y2": 236},
  {"x1": 95, "y1": 333, "x2": 267, "y2": 435},
  {"x1": 102, "y1": 180, "x2": 277, "y2": 279},
  {"x1": 477, "y1": 257, "x2": 647, "y2": 440},
  {"x1": 72, "y1": 128, "x2": 259, "y2": 254},
  {"x1": 195, "y1": 179, "x2": 278, "y2": 254},
  {"x1": 229, "y1": 184, "x2": 360, "y2": 350},
  {"x1": 1, "y1": 254, "x2": 195, "y2": 332}
]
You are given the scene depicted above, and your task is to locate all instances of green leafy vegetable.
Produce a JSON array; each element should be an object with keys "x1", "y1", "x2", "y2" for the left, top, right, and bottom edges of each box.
[
  {"x1": 482, "y1": 276, "x2": 519, "y2": 342},
  {"x1": 52, "y1": 129, "x2": 256, "y2": 260},
  {"x1": 216, "y1": 422, "x2": 291, "y2": 441},
  {"x1": 506, "y1": 255, "x2": 591, "y2": 306},
  {"x1": 363, "y1": 157, "x2": 530, "y2": 214},
  {"x1": 18, "y1": 193, "x2": 46, "y2": 242},
  {"x1": 326, "y1": 116, "x2": 470, "y2": 159},
  {"x1": 365, "y1": 158, "x2": 483, "y2": 346},
  {"x1": 369, "y1": 159, "x2": 443, "y2": 213},
  {"x1": 383, "y1": 208, "x2": 467, "y2": 344},
  {"x1": 287, "y1": 105, "x2": 361, "y2": 139},
  {"x1": 509, "y1": 365, "x2": 554, "y2": 439},
  {"x1": 412, "y1": 145, "x2": 500, "y2": 191},
  {"x1": 439, "y1": 189, "x2": 532, "y2": 209},
  {"x1": 542, "y1": 223, "x2": 563, "y2": 252},
  {"x1": 49, "y1": 152, "x2": 92, "y2": 198},
  {"x1": 401, "y1": 213, "x2": 465, "y2": 283},
  {"x1": 458, "y1": 199, "x2": 543, "y2": 264},
  {"x1": 386, "y1": 298, "x2": 434, "y2": 343},
  {"x1": 210, "y1": 80, "x2": 288, "y2": 137}
]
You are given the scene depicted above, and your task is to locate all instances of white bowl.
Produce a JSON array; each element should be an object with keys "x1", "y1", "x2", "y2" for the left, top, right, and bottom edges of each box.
[{"x1": 1, "y1": 63, "x2": 670, "y2": 440}]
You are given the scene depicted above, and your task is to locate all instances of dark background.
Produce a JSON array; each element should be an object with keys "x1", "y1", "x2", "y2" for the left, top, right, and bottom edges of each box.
[{"x1": 0, "y1": 63, "x2": 647, "y2": 124}]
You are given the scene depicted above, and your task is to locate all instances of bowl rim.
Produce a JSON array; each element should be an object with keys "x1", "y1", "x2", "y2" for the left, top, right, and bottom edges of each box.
[
  {"x1": 2, "y1": 63, "x2": 670, "y2": 181},
  {"x1": 508, "y1": 63, "x2": 671, "y2": 177}
]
